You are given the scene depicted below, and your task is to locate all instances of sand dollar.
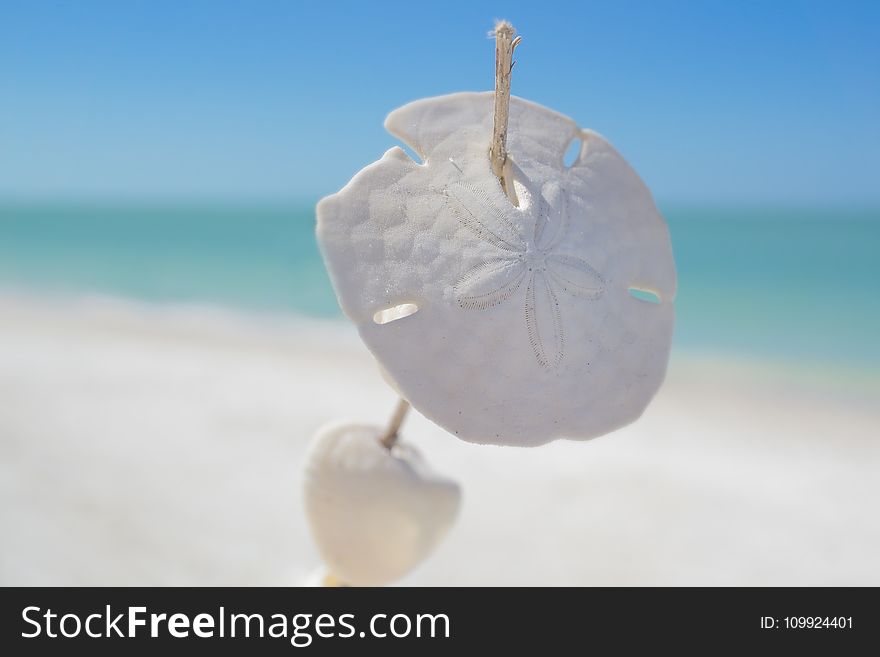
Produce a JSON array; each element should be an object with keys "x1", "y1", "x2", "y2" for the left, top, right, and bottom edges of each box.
[
  {"x1": 317, "y1": 92, "x2": 676, "y2": 446},
  {"x1": 303, "y1": 421, "x2": 460, "y2": 587}
]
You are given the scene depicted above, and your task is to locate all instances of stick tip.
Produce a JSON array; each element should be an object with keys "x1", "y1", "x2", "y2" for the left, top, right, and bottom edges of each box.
[{"x1": 492, "y1": 19, "x2": 516, "y2": 38}]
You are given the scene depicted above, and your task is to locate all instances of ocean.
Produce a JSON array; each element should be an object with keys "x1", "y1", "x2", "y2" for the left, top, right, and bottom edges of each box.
[{"x1": 1, "y1": 202, "x2": 878, "y2": 374}]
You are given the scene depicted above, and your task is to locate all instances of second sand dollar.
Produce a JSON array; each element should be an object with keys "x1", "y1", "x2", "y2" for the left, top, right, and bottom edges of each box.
[{"x1": 303, "y1": 421, "x2": 461, "y2": 586}]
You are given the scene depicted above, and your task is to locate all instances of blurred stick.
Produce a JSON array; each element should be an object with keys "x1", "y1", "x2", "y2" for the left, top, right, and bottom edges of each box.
[
  {"x1": 379, "y1": 398, "x2": 410, "y2": 449},
  {"x1": 489, "y1": 20, "x2": 521, "y2": 202}
]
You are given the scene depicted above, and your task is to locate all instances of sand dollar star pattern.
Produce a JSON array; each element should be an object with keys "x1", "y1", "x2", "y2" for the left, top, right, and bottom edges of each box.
[
  {"x1": 317, "y1": 92, "x2": 676, "y2": 445},
  {"x1": 446, "y1": 180, "x2": 605, "y2": 369}
]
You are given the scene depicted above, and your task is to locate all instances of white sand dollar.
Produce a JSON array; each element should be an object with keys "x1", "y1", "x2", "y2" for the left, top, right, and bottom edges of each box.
[
  {"x1": 303, "y1": 421, "x2": 460, "y2": 587},
  {"x1": 317, "y1": 92, "x2": 676, "y2": 446}
]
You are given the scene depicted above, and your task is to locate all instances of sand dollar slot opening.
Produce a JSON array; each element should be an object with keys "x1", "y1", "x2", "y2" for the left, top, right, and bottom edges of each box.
[
  {"x1": 373, "y1": 303, "x2": 420, "y2": 325},
  {"x1": 627, "y1": 287, "x2": 662, "y2": 304}
]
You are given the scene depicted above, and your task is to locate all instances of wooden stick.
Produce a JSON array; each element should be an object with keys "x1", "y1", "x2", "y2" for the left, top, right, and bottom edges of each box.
[
  {"x1": 489, "y1": 21, "x2": 520, "y2": 200},
  {"x1": 379, "y1": 398, "x2": 410, "y2": 449}
]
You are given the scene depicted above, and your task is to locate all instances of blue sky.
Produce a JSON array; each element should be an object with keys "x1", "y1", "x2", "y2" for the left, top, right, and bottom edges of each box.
[{"x1": 1, "y1": 0, "x2": 878, "y2": 205}]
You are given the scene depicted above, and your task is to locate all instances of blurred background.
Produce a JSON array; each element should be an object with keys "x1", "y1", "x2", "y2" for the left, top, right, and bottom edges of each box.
[{"x1": 1, "y1": 0, "x2": 878, "y2": 585}]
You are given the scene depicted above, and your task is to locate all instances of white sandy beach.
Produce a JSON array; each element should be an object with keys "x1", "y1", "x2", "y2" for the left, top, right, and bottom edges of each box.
[{"x1": 1, "y1": 290, "x2": 878, "y2": 586}]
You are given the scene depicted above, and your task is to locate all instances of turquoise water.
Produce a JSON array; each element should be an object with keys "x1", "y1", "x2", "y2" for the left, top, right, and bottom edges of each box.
[{"x1": 1, "y1": 202, "x2": 878, "y2": 372}]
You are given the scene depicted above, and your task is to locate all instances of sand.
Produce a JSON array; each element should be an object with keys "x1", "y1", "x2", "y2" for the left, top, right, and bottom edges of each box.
[{"x1": 1, "y1": 291, "x2": 878, "y2": 586}]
